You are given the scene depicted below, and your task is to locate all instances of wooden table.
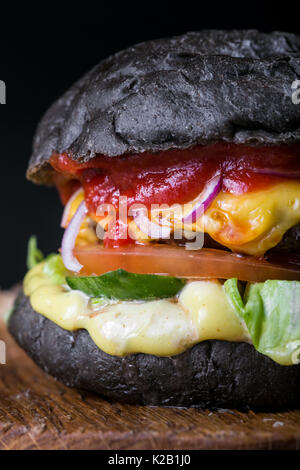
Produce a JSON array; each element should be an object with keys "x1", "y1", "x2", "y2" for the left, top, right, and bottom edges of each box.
[{"x1": 0, "y1": 289, "x2": 299, "y2": 450}]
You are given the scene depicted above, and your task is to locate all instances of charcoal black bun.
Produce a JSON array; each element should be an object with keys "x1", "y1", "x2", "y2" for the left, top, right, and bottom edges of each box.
[
  {"x1": 28, "y1": 30, "x2": 300, "y2": 185},
  {"x1": 9, "y1": 292, "x2": 300, "y2": 410}
]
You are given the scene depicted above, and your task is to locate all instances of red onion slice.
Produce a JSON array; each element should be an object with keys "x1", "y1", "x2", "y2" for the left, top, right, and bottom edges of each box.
[
  {"x1": 182, "y1": 174, "x2": 222, "y2": 224},
  {"x1": 253, "y1": 168, "x2": 300, "y2": 179},
  {"x1": 61, "y1": 201, "x2": 88, "y2": 272},
  {"x1": 133, "y1": 210, "x2": 171, "y2": 239},
  {"x1": 61, "y1": 187, "x2": 84, "y2": 228}
]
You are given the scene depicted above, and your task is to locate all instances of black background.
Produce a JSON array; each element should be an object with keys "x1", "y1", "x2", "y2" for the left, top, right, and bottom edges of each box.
[{"x1": 1, "y1": 7, "x2": 300, "y2": 288}]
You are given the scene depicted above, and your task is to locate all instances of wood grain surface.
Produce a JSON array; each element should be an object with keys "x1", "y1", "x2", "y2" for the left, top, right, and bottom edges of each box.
[{"x1": 0, "y1": 289, "x2": 299, "y2": 450}]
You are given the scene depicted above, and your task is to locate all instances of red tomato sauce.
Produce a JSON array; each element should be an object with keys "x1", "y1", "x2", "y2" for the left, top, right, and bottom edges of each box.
[
  {"x1": 51, "y1": 143, "x2": 300, "y2": 213},
  {"x1": 51, "y1": 143, "x2": 300, "y2": 247}
]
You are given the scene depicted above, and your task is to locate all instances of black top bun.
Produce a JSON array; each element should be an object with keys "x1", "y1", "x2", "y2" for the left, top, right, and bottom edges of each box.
[{"x1": 28, "y1": 30, "x2": 300, "y2": 184}]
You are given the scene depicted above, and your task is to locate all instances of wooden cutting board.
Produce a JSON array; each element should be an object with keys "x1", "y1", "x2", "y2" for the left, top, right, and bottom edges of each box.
[{"x1": 0, "y1": 289, "x2": 299, "y2": 450}]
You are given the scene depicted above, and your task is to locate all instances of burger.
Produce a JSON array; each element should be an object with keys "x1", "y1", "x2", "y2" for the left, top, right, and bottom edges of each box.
[{"x1": 8, "y1": 30, "x2": 300, "y2": 409}]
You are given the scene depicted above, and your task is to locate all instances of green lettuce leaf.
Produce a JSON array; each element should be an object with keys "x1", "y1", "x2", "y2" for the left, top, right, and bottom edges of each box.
[
  {"x1": 225, "y1": 278, "x2": 300, "y2": 365},
  {"x1": 27, "y1": 235, "x2": 44, "y2": 270},
  {"x1": 26, "y1": 237, "x2": 67, "y2": 285},
  {"x1": 43, "y1": 254, "x2": 68, "y2": 285},
  {"x1": 66, "y1": 269, "x2": 186, "y2": 300}
]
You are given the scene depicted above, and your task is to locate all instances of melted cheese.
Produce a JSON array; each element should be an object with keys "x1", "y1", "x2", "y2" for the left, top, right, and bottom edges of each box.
[
  {"x1": 70, "y1": 182, "x2": 300, "y2": 256},
  {"x1": 204, "y1": 182, "x2": 300, "y2": 255},
  {"x1": 24, "y1": 263, "x2": 249, "y2": 357},
  {"x1": 129, "y1": 182, "x2": 300, "y2": 256}
]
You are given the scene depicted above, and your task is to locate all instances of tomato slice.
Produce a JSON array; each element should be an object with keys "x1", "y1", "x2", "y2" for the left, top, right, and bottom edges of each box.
[{"x1": 73, "y1": 245, "x2": 300, "y2": 282}]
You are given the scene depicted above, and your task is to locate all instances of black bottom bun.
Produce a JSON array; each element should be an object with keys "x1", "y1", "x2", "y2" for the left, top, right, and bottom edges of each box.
[{"x1": 8, "y1": 292, "x2": 300, "y2": 410}]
